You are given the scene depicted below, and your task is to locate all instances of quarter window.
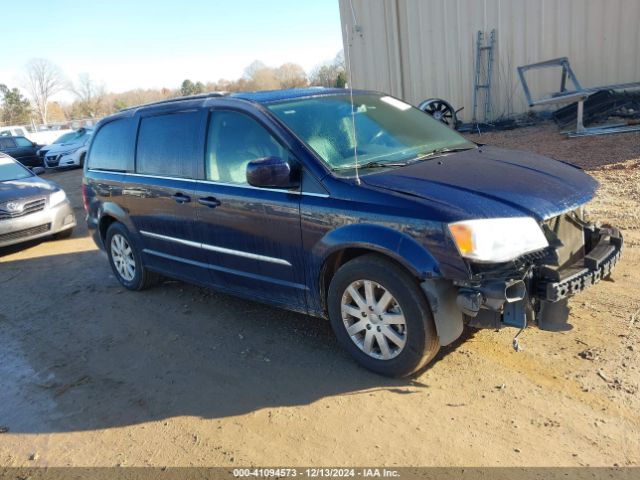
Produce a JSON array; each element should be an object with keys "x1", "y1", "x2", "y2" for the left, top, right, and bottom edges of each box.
[
  {"x1": 0, "y1": 138, "x2": 16, "y2": 149},
  {"x1": 136, "y1": 111, "x2": 201, "y2": 178},
  {"x1": 206, "y1": 111, "x2": 286, "y2": 184},
  {"x1": 88, "y1": 118, "x2": 134, "y2": 171}
]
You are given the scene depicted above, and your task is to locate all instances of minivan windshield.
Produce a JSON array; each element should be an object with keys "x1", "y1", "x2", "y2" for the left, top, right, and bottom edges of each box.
[
  {"x1": 268, "y1": 93, "x2": 475, "y2": 172},
  {"x1": 0, "y1": 156, "x2": 32, "y2": 181}
]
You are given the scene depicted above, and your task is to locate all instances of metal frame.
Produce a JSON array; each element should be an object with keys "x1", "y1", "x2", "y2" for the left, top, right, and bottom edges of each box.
[
  {"x1": 517, "y1": 57, "x2": 640, "y2": 137},
  {"x1": 472, "y1": 30, "x2": 496, "y2": 123}
]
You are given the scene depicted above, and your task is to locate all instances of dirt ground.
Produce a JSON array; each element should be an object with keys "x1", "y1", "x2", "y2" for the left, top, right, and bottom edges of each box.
[{"x1": 0, "y1": 122, "x2": 638, "y2": 467}]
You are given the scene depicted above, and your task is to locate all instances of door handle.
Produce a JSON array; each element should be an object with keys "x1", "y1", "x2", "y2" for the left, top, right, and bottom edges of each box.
[
  {"x1": 171, "y1": 192, "x2": 191, "y2": 204},
  {"x1": 198, "y1": 196, "x2": 221, "y2": 208}
]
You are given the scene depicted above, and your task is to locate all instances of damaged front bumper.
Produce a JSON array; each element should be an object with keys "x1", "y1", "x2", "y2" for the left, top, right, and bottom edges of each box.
[
  {"x1": 536, "y1": 226, "x2": 622, "y2": 302},
  {"x1": 456, "y1": 224, "x2": 623, "y2": 331},
  {"x1": 419, "y1": 222, "x2": 622, "y2": 347}
]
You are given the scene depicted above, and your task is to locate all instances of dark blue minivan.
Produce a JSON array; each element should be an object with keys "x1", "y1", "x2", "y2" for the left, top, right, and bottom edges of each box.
[{"x1": 83, "y1": 88, "x2": 622, "y2": 376}]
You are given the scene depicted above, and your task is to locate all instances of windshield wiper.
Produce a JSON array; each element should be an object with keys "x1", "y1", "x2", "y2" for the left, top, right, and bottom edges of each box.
[
  {"x1": 332, "y1": 146, "x2": 475, "y2": 171},
  {"x1": 409, "y1": 146, "x2": 476, "y2": 163},
  {"x1": 332, "y1": 160, "x2": 408, "y2": 171}
]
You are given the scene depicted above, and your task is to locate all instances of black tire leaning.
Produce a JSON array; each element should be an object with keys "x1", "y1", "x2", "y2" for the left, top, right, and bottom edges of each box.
[
  {"x1": 327, "y1": 253, "x2": 440, "y2": 377},
  {"x1": 105, "y1": 222, "x2": 160, "y2": 291}
]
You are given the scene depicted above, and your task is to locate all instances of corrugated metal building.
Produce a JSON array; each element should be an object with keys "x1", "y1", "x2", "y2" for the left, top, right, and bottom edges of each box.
[{"x1": 338, "y1": 0, "x2": 640, "y2": 122}]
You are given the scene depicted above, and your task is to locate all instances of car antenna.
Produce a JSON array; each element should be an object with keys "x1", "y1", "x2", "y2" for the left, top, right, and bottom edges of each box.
[{"x1": 344, "y1": 18, "x2": 361, "y2": 186}]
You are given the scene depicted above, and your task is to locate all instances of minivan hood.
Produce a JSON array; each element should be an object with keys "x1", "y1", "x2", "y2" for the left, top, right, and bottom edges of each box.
[
  {"x1": 362, "y1": 146, "x2": 598, "y2": 221},
  {"x1": 0, "y1": 175, "x2": 56, "y2": 202}
]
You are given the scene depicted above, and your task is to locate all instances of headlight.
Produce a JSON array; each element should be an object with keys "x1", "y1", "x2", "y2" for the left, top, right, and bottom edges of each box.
[
  {"x1": 448, "y1": 217, "x2": 548, "y2": 263},
  {"x1": 50, "y1": 189, "x2": 67, "y2": 207}
]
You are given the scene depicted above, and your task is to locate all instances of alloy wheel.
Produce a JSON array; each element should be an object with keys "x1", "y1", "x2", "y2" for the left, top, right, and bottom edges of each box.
[
  {"x1": 340, "y1": 279, "x2": 407, "y2": 360},
  {"x1": 110, "y1": 233, "x2": 136, "y2": 282}
]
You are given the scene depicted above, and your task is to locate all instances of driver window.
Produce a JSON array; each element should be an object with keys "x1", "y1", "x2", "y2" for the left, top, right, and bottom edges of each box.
[{"x1": 206, "y1": 111, "x2": 286, "y2": 184}]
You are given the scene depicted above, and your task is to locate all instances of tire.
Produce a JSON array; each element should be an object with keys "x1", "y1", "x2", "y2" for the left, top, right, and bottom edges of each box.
[
  {"x1": 53, "y1": 228, "x2": 73, "y2": 240},
  {"x1": 327, "y1": 254, "x2": 440, "y2": 377},
  {"x1": 418, "y1": 98, "x2": 459, "y2": 129},
  {"x1": 105, "y1": 222, "x2": 160, "y2": 290}
]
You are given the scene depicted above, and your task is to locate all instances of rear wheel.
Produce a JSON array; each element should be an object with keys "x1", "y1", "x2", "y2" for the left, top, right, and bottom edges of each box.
[
  {"x1": 105, "y1": 222, "x2": 160, "y2": 290},
  {"x1": 327, "y1": 254, "x2": 440, "y2": 377}
]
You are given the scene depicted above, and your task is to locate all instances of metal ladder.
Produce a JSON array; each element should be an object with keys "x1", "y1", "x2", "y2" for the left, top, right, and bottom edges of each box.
[{"x1": 472, "y1": 29, "x2": 496, "y2": 123}]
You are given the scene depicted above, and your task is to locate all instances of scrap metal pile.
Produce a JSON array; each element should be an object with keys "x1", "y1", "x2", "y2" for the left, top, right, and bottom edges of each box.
[{"x1": 518, "y1": 57, "x2": 640, "y2": 137}]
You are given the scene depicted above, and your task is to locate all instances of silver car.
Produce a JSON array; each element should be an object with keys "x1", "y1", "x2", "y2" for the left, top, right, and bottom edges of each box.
[{"x1": 0, "y1": 153, "x2": 76, "y2": 248}]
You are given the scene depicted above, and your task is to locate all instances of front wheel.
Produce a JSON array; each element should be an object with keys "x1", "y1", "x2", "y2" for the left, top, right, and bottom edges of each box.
[{"x1": 327, "y1": 254, "x2": 440, "y2": 377}]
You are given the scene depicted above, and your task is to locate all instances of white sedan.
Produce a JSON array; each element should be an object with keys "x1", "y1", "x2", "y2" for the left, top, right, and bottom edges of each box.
[{"x1": 43, "y1": 128, "x2": 93, "y2": 169}]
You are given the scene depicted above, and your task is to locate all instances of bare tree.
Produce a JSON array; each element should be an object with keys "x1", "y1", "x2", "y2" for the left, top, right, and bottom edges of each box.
[
  {"x1": 70, "y1": 73, "x2": 106, "y2": 118},
  {"x1": 250, "y1": 68, "x2": 280, "y2": 90},
  {"x1": 275, "y1": 63, "x2": 308, "y2": 89},
  {"x1": 243, "y1": 60, "x2": 268, "y2": 80},
  {"x1": 23, "y1": 58, "x2": 65, "y2": 124},
  {"x1": 309, "y1": 65, "x2": 335, "y2": 87},
  {"x1": 309, "y1": 50, "x2": 346, "y2": 88},
  {"x1": 243, "y1": 60, "x2": 280, "y2": 91}
]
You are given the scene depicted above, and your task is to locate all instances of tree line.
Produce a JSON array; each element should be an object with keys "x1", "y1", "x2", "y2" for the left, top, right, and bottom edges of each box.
[{"x1": 0, "y1": 52, "x2": 345, "y2": 127}]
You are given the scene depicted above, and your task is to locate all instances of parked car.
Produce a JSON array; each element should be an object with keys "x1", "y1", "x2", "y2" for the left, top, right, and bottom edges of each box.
[
  {"x1": 0, "y1": 125, "x2": 30, "y2": 138},
  {"x1": 0, "y1": 153, "x2": 76, "y2": 248},
  {"x1": 43, "y1": 127, "x2": 93, "y2": 169},
  {"x1": 83, "y1": 89, "x2": 622, "y2": 377},
  {"x1": 37, "y1": 130, "x2": 82, "y2": 159},
  {"x1": 0, "y1": 125, "x2": 74, "y2": 145},
  {"x1": 0, "y1": 136, "x2": 43, "y2": 167}
]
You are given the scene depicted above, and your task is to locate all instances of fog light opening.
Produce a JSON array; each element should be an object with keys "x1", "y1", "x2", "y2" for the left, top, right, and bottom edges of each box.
[{"x1": 505, "y1": 280, "x2": 526, "y2": 303}]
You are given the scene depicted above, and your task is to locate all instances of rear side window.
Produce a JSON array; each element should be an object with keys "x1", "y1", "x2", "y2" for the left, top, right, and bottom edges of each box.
[
  {"x1": 136, "y1": 111, "x2": 201, "y2": 178},
  {"x1": 14, "y1": 137, "x2": 32, "y2": 147},
  {"x1": 88, "y1": 118, "x2": 134, "y2": 171}
]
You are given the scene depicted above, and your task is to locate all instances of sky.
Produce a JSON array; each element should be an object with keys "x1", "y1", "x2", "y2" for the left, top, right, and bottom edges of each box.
[{"x1": 1, "y1": 0, "x2": 344, "y2": 101}]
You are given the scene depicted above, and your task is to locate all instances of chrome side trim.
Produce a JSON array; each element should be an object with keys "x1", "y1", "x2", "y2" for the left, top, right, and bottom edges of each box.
[
  {"x1": 142, "y1": 248, "x2": 307, "y2": 291},
  {"x1": 87, "y1": 170, "x2": 330, "y2": 197},
  {"x1": 88, "y1": 170, "x2": 199, "y2": 183},
  {"x1": 140, "y1": 230, "x2": 200, "y2": 249},
  {"x1": 196, "y1": 179, "x2": 330, "y2": 197},
  {"x1": 139, "y1": 230, "x2": 292, "y2": 266},
  {"x1": 199, "y1": 242, "x2": 292, "y2": 266}
]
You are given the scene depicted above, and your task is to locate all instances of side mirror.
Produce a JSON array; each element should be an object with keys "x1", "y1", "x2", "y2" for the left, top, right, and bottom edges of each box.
[
  {"x1": 246, "y1": 156, "x2": 299, "y2": 189},
  {"x1": 32, "y1": 166, "x2": 46, "y2": 175}
]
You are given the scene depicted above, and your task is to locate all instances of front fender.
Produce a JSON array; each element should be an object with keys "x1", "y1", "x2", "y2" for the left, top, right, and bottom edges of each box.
[{"x1": 312, "y1": 223, "x2": 442, "y2": 290}]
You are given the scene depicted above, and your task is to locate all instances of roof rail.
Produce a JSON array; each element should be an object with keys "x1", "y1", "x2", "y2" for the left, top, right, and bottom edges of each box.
[{"x1": 118, "y1": 91, "x2": 229, "y2": 112}]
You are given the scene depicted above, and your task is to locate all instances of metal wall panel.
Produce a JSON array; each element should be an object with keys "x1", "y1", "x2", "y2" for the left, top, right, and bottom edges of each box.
[{"x1": 339, "y1": 0, "x2": 640, "y2": 121}]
